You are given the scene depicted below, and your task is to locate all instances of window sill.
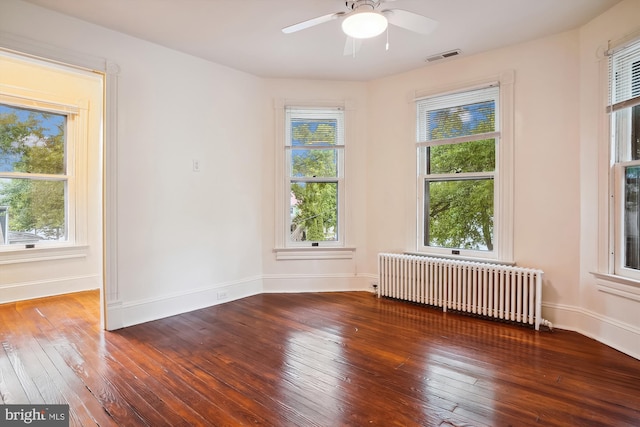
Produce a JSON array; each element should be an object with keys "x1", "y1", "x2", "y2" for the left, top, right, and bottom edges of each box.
[
  {"x1": 0, "y1": 244, "x2": 89, "y2": 265},
  {"x1": 591, "y1": 272, "x2": 640, "y2": 303},
  {"x1": 274, "y1": 247, "x2": 355, "y2": 260}
]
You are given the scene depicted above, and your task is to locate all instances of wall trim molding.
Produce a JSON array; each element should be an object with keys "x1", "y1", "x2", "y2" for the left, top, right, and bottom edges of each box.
[
  {"x1": 262, "y1": 273, "x2": 373, "y2": 293},
  {"x1": 112, "y1": 274, "x2": 374, "y2": 329},
  {"x1": 105, "y1": 299, "x2": 123, "y2": 331},
  {"x1": 542, "y1": 301, "x2": 639, "y2": 360},
  {"x1": 119, "y1": 276, "x2": 263, "y2": 328},
  {"x1": 0, "y1": 274, "x2": 100, "y2": 304}
]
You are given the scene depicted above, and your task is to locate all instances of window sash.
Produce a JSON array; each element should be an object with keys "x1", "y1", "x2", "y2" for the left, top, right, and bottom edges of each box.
[
  {"x1": 416, "y1": 131, "x2": 500, "y2": 149},
  {"x1": 0, "y1": 101, "x2": 76, "y2": 249},
  {"x1": 423, "y1": 176, "x2": 494, "y2": 251},
  {"x1": 614, "y1": 160, "x2": 640, "y2": 279},
  {"x1": 289, "y1": 181, "x2": 339, "y2": 243}
]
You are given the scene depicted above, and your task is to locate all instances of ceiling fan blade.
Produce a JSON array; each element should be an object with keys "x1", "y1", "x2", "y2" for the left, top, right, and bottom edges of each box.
[
  {"x1": 343, "y1": 37, "x2": 363, "y2": 57},
  {"x1": 382, "y1": 9, "x2": 438, "y2": 35},
  {"x1": 282, "y1": 11, "x2": 345, "y2": 34}
]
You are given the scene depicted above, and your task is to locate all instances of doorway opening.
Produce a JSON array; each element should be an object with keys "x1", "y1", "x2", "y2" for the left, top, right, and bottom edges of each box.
[{"x1": 0, "y1": 49, "x2": 105, "y2": 325}]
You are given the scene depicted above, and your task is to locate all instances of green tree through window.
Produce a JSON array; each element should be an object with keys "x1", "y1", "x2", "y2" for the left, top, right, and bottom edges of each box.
[{"x1": 0, "y1": 105, "x2": 67, "y2": 244}]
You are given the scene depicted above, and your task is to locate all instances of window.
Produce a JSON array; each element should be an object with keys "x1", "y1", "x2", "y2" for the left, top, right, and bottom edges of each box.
[
  {"x1": 0, "y1": 103, "x2": 77, "y2": 247},
  {"x1": 284, "y1": 107, "x2": 345, "y2": 247},
  {"x1": 610, "y1": 37, "x2": 640, "y2": 279},
  {"x1": 0, "y1": 50, "x2": 97, "y2": 254},
  {"x1": 416, "y1": 81, "x2": 512, "y2": 261}
]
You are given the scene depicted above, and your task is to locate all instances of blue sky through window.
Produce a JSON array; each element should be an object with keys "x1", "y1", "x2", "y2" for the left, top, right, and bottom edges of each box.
[
  {"x1": 0, "y1": 104, "x2": 65, "y2": 172},
  {"x1": 0, "y1": 104, "x2": 64, "y2": 136}
]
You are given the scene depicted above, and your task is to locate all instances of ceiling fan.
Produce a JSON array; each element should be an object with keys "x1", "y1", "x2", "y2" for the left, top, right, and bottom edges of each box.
[{"x1": 282, "y1": 0, "x2": 438, "y2": 54}]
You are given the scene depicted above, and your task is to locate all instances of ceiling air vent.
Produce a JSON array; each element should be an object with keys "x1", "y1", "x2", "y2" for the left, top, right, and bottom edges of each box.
[{"x1": 425, "y1": 49, "x2": 461, "y2": 63}]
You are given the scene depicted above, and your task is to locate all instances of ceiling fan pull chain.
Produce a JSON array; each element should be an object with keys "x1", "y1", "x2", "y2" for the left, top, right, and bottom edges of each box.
[{"x1": 386, "y1": 26, "x2": 389, "y2": 51}]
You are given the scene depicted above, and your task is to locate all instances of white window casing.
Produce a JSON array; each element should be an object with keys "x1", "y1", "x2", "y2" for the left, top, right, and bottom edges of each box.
[
  {"x1": 609, "y1": 36, "x2": 640, "y2": 281},
  {"x1": 273, "y1": 99, "x2": 355, "y2": 260},
  {"x1": 414, "y1": 71, "x2": 514, "y2": 263}
]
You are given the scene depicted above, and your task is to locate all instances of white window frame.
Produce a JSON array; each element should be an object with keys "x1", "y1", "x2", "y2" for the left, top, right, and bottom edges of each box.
[
  {"x1": 273, "y1": 100, "x2": 355, "y2": 260},
  {"x1": 0, "y1": 98, "x2": 78, "y2": 247},
  {"x1": 609, "y1": 36, "x2": 640, "y2": 281},
  {"x1": 0, "y1": 57, "x2": 90, "y2": 254},
  {"x1": 285, "y1": 107, "x2": 345, "y2": 248},
  {"x1": 414, "y1": 72, "x2": 514, "y2": 262}
]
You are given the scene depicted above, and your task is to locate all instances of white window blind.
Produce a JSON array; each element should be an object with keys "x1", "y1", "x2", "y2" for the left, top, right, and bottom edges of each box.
[
  {"x1": 608, "y1": 38, "x2": 640, "y2": 113},
  {"x1": 285, "y1": 107, "x2": 345, "y2": 147},
  {"x1": 417, "y1": 85, "x2": 500, "y2": 144}
]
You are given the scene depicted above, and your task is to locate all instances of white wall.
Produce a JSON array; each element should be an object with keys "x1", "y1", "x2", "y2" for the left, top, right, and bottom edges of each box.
[{"x1": 1, "y1": 0, "x2": 265, "y2": 327}]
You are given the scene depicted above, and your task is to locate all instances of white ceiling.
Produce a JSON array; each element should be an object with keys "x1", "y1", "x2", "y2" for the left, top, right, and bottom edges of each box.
[{"x1": 23, "y1": 0, "x2": 620, "y2": 81}]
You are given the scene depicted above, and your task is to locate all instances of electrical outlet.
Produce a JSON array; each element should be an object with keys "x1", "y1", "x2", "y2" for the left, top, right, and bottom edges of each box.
[
  {"x1": 216, "y1": 291, "x2": 228, "y2": 300},
  {"x1": 192, "y1": 159, "x2": 200, "y2": 172}
]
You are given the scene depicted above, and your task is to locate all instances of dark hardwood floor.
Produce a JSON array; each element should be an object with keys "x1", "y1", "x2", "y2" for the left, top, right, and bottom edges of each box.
[{"x1": 0, "y1": 290, "x2": 639, "y2": 426}]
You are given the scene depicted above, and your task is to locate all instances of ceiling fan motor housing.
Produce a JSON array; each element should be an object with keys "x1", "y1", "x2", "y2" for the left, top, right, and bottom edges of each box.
[{"x1": 345, "y1": 0, "x2": 381, "y2": 11}]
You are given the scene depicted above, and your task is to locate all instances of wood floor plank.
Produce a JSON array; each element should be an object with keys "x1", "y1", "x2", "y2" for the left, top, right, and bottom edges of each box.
[
  {"x1": 136, "y1": 319, "x2": 340, "y2": 425},
  {"x1": 0, "y1": 341, "x2": 29, "y2": 404},
  {"x1": 0, "y1": 311, "x2": 46, "y2": 404},
  {"x1": 1, "y1": 290, "x2": 639, "y2": 426}
]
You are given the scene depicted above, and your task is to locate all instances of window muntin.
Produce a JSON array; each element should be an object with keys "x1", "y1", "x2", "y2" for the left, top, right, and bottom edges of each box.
[
  {"x1": 285, "y1": 108, "x2": 344, "y2": 246},
  {"x1": 611, "y1": 38, "x2": 640, "y2": 278},
  {"x1": 417, "y1": 85, "x2": 500, "y2": 257},
  {"x1": 0, "y1": 104, "x2": 71, "y2": 246}
]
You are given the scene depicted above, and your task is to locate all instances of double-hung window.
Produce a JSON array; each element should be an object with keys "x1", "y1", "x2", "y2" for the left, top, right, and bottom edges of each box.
[
  {"x1": 284, "y1": 107, "x2": 345, "y2": 246},
  {"x1": 0, "y1": 102, "x2": 77, "y2": 247},
  {"x1": 0, "y1": 50, "x2": 95, "y2": 253},
  {"x1": 610, "y1": 37, "x2": 640, "y2": 279},
  {"x1": 416, "y1": 82, "x2": 511, "y2": 260}
]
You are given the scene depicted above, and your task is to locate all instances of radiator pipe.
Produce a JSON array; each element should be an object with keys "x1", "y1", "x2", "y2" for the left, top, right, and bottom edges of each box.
[{"x1": 540, "y1": 318, "x2": 554, "y2": 330}]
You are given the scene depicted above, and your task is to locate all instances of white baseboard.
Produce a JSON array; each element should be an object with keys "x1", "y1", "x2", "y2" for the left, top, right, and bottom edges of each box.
[
  {"x1": 542, "y1": 302, "x2": 640, "y2": 360},
  {"x1": 119, "y1": 276, "x2": 263, "y2": 328},
  {"x1": 262, "y1": 273, "x2": 375, "y2": 293},
  {"x1": 112, "y1": 274, "x2": 373, "y2": 329},
  {"x1": 105, "y1": 299, "x2": 123, "y2": 331},
  {"x1": 0, "y1": 274, "x2": 100, "y2": 304}
]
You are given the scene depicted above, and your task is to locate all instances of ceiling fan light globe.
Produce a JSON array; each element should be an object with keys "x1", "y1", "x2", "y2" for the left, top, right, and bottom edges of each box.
[{"x1": 342, "y1": 11, "x2": 388, "y2": 39}]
